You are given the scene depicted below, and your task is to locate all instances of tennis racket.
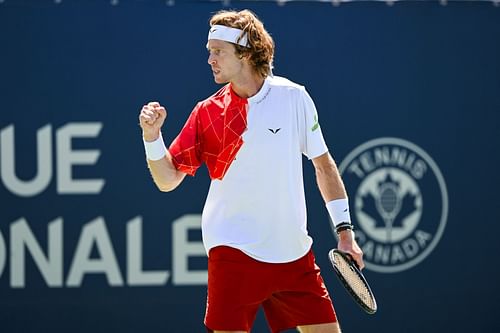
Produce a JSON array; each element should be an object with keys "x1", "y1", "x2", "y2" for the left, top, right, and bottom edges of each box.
[{"x1": 328, "y1": 248, "x2": 378, "y2": 314}]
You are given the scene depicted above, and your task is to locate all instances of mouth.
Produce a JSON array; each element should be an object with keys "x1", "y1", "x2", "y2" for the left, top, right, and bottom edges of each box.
[{"x1": 212, "y1": 68, "x2": 221, "y2": 76}]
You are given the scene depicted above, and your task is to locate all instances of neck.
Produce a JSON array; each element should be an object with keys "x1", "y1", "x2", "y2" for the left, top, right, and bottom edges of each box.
[{"x1": 231, "y1": 72, "x2": 265, "y2": 99}]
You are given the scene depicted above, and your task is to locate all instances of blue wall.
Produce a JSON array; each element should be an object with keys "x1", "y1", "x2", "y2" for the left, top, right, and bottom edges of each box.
[{"x1": 1, "y1": 1, "x2": 499, "y2": 332}]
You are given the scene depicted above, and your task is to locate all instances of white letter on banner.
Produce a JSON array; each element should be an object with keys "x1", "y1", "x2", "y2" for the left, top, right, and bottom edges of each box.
[
  {"x1": 172, "y1": 214, "x2": 207, "y2": 285},
  {"x1": 127, "y1": 216, "x2": 169, "y2": 286},
  {"x1": 10, "y1": 218, "x2": 63, "y2": 288},
  {"x1": 66, "y1": 217, "x2": 123, "y2": 287},
  {"x1": 0, "y1": 124, "x2": 52, "y2": 197},
  {"x1": 56, "y1": 122, "x2": 105, "y2": 194},
  {"x1": 0, "y1": 230, "x2": 6, "y2": 279}
]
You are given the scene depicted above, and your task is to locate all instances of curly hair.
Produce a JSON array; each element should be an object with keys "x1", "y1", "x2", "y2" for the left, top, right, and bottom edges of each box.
[{"x1": 209, "y1": 9, "x2": 275, "y2": 79}]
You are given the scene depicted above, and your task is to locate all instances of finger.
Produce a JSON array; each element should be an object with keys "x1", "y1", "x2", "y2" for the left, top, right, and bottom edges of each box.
[
  {"x1": 157, "y1": 107, "x2": 167, "y2": 121},
  {"x1": 140, "y1": 103, "x2": 164, "y2": 127},
  {"x1": 139, "y1": 112, "x2": 157, "y2": 126},
  {"x1": 146, "y1": 105, "x2": 160, "y2": 117},
  {"x1": 139, "y1": 109, "x2": 151, "y2": 120},
  {"x1": 141, "y1": 105, "x2": 154, "y2": 115},
  {"x1": 139, "y1": 116, "x2": 153, "y2": 127},
  {"x1": 354, "y1": 254, "x2": 365, "y2": 270},
  {"x1": 345, "y1": 251, "x2": 364, "y2": 270},
  {"x1": 140, "y1": 112, "x2": 154, "y2": 123},
  {"x1": 146, "y1": 109, "x2": 157, "y2": 119},
  {"x1": 143, "y1": 106, "x2": 159, "y2": 117},
  {"x1": 148, "y1": 101, "x2": 161, "y2": 108}
]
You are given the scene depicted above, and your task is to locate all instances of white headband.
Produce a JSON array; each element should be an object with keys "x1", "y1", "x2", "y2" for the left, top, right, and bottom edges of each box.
[{"x1": 208, "y1": 25, "x2": 250, "y2": 48}]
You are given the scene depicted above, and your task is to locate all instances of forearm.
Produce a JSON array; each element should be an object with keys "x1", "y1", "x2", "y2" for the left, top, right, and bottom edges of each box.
[
  {"x1": 146, "y1": 150, "x2": 185, "y2": 192},
  {"x1": 314, "y1": 152, "x2": 347, "y2": 203},
  {"x1": 139, "y1": 102, "x2": 186, "y2": 191},
  {"x1": 312, "y1": 152, "x2": 364, "y2": 268},
  {"x1": 313, "y1": 152, "x2": 353, "y2": 231},
  {"x1": 143, "y1": 131, "x2": 185, "y2": 192}
]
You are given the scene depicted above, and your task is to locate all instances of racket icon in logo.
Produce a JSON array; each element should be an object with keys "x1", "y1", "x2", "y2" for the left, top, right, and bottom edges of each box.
[{"x1": 356, "y1": 169, "x2": 422, "y2": 245}]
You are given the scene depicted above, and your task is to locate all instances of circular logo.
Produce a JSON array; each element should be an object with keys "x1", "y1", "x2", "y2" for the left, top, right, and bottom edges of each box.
[{"x1": 339, "y1": 138, "x2": 448, "y2": 273}]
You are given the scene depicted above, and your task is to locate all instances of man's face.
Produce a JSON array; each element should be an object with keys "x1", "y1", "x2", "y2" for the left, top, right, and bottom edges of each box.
[{"x1": 207, "y1": 39, "x2": 244, "y2": 84}]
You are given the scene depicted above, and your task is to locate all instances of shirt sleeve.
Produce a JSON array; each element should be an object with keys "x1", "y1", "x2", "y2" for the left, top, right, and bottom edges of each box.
[
  {"x1": 298, "y1": 87, "x2": 329, "y2": 159},
  {"x1": 168, "y1": 104, "x2": 202, "y2": 176}
]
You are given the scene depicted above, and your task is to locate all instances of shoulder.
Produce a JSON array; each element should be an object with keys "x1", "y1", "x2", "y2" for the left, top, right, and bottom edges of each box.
[
  {"x1": 268, "y1": 76, "x2": 317, "y2": 113},
  {"x1": 267, "y1": 76, "x2": 308, "y2": 99},
  {"x1": 268, "y1": 76, "x2": 305, "y2": 90},
  {"x1": 196, "y1": 84, "x2": 231, "y2": 110}
]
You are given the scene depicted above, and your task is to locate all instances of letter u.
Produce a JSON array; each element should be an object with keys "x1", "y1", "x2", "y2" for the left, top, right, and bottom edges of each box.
[{"x1": 0, "y1": 124, "x2": 53, "y2": 197}]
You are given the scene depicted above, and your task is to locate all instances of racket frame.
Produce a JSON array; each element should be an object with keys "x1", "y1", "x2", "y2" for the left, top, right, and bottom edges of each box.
[{"x1": 328, "y1": 248, "x2": 378, "y2": 315}]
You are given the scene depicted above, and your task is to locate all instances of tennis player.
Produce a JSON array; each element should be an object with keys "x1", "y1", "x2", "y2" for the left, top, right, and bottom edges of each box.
[{"x1": 139, "y1": 9, "x2": 364, "y2": 333}]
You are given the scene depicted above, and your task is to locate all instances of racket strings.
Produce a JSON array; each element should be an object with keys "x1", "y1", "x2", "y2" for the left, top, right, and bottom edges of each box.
[{"x1": 333, "y1": 253, "x2": 377, "y2": 310}]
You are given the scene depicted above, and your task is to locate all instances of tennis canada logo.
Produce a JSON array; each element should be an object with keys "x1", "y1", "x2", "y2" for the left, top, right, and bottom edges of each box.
[{"x1": 338, "y1": 138, "x2": 448, "y2": 273}]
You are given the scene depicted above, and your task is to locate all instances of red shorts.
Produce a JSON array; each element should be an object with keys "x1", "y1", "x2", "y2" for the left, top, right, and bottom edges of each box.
[{"x1": 205, "y1": 246, "x2": 337, "y2": 333}]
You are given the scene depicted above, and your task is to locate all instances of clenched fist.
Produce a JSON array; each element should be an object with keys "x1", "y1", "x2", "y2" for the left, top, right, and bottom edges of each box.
[{"x1": 139, "y1": 101, "x2": 167, "y2": 142}]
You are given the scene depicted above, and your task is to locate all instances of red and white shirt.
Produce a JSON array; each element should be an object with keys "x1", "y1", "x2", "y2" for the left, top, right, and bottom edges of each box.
[{"x1": 169, "y1": 76, "x2": 328, "y2": 263}]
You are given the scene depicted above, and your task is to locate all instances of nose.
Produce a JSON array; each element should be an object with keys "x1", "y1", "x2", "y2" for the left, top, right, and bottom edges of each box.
[{"x1": 208, "y1": 53, "x2": 216, "y2": 66}]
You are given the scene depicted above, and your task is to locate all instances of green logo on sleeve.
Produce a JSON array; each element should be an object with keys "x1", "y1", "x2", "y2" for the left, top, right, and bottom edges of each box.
[{"x1": 311, "y1": 114, "x2": 319, "y2": 132}]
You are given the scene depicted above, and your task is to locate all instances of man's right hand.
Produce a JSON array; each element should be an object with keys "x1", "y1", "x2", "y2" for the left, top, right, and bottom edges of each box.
[
  {"x1": 139, "y1": 101, "x2": 167, "y2": 142},
  {"x1": 337, "y1": 229, "x2": 365, "y2": 270}
]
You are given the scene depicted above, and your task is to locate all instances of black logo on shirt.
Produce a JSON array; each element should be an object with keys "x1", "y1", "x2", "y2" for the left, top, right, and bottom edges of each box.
[{"x1": 268, "y1": 128, "x2": 281, "y2": 134}]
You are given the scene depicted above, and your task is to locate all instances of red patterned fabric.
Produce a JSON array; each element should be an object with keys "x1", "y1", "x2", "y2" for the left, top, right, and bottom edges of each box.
[{"x1": 168, "y1": 84, "x2": 248, "y2": 180}]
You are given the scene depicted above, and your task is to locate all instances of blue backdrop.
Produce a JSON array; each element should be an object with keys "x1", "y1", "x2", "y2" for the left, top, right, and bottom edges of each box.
[{"x1": 1, "y1": 1, "x2": 499, "y2": 332}]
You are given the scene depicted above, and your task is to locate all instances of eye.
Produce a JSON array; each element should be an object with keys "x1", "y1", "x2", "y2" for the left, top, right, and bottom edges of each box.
[{"x1": 208, "y1": 49, "x2": 221, "y2": 56}]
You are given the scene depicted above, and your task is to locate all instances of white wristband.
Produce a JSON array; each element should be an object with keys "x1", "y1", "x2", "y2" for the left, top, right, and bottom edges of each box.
[
  {"x1": 143, "y1": 133, "x2": 167, "y2": 161},
  {"x1": 326, "y1": 198, "x2": 351, "y2": 227}
]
